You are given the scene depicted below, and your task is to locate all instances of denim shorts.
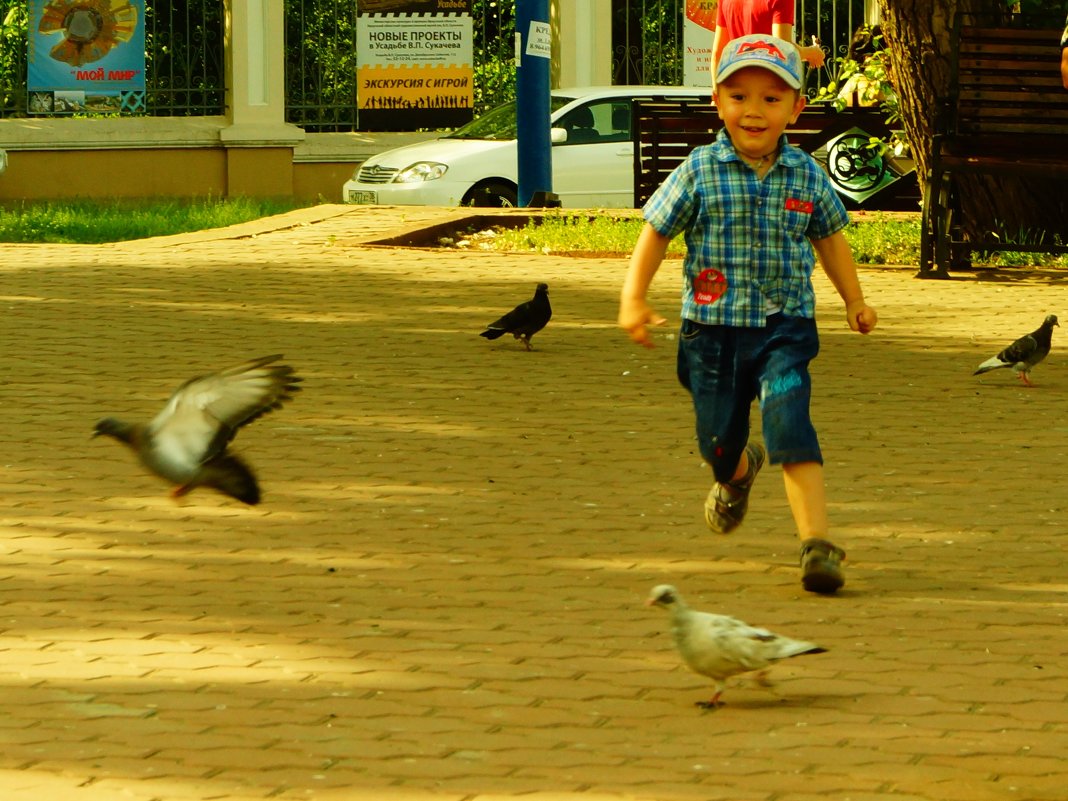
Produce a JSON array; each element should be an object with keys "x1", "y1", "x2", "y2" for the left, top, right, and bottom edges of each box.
[{"x1": 676, "y1": 313, "x2": 822, "y2": 482}]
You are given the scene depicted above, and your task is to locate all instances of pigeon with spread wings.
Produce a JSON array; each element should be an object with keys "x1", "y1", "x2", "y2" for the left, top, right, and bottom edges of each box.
[
  {"x1": 648, "y1": 584, "x2": 826, "y2": 708},
  {"x1": 479, "y1": 283, "x2": 551, "y2": 351},
  {"x1": 974, "y1": 314, "x2": 1058, "y2": 387},
  {"x1": 93, "y1": 355, "x2": 301, "y2": 504}
]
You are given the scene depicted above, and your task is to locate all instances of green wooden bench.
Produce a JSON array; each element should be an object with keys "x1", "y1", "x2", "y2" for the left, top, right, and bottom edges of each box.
[{"x1": 919, "y1": 14, "x2": 1068, "y2": 277}]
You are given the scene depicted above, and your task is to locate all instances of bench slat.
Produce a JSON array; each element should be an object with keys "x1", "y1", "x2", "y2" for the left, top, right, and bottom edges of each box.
[{"x1": 923, "y1": 17, "x2": 1068, "y2": 274}]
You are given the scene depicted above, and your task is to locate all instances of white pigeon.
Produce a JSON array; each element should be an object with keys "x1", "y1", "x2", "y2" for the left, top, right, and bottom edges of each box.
[
  {"x1": 973, "y1": 314, "x2": 1058, "y2": 387},
  {"x1": 647, "y1": 584, "x2": 827, "y2": 708}
]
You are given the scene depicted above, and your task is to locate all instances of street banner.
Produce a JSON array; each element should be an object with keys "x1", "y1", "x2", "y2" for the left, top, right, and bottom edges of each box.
[
  {"x1": 357, "y1": 0, "x2": 474, "y2": 131},
  {"x1": 27, "y1": 0, "x2": 146, "y2": 115},
  {"x1": 683, "y1": 0, "x2": 717, "y2": 86}
]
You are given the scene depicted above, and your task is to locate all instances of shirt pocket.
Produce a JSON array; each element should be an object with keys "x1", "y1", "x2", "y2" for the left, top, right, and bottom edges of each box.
[{"x1": 780, "y1": 193, "x2": 818, "y2": 241}]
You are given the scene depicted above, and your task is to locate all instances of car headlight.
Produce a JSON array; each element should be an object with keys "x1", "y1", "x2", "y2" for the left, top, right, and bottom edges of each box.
[{"x1": 395, "y1": 162, "x2": 448, "y2": 183}]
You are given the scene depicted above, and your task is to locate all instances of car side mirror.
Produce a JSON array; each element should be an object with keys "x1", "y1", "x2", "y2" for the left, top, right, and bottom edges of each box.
[{"x1": 550, "y1": 127, "x2": 567, "y2": 144}]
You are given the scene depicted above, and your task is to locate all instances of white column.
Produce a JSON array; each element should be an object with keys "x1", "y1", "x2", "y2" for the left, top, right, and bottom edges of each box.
[
  {"x1": 555, "y1": 0, "x2": 613, "y2": 88},
  {"x1": 223, "y1": 0, "x2": 304, "y2": 144}
]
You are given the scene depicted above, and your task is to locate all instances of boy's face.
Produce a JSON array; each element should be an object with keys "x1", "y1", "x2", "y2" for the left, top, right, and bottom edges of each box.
[{"x1": 714, "y1": 67, "x2": 806, "y2": 161}]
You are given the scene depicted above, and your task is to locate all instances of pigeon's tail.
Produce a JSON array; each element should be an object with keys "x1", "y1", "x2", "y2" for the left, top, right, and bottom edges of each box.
[
  {"x1": 201, "y1": 454, "x2": 261, "y2": 505},
  {"x1": 973, "y1": 355, "x2": 1009, "y2": 376},
  {"x1": 480, "y1": 328, "x2": 506, "y2": 340},
  {"x1": 771, "y1": 641, "x2": 827, "y2": 661}
]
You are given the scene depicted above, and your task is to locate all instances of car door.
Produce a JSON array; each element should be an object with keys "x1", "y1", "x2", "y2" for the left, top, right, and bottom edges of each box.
[{"x1": 550, "y1": 99, "x2": 636, "y2": 208}]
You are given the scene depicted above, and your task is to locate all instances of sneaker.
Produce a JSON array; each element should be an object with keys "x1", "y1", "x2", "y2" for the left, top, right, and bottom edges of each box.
[
  {"x1": 800, "y1": 538, "x2": 846, "y2": 594},
  {"x1": 704, "y1": 442, "x2": 766, "y2": 534}
]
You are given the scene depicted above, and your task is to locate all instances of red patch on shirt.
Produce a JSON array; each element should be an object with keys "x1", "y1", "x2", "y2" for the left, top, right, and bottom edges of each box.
[
  {"x1": 694, "y1": 268, "x2": 727, "y2": 305},
  {"x1": 785, "y1": 198, "x2": 814, "y2": 214}
]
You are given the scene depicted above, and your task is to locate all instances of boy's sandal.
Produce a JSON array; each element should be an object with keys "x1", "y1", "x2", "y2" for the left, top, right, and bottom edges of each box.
[
  {"x1": 704, "y1": 442, "x2": 765, "y2": 534},
  {"x1": 800, "y1": 538, "x2": 846, "y2": 595}
]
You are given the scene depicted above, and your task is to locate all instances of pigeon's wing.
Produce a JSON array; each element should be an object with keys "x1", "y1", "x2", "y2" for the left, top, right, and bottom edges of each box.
[
  {"x1": 998, "y1": 333, "x2": 1039, "y2": 366},
  {"x1": 199, "y1": 453, "x2": 261, "y2": 505},
  {"x1": 484, "y1": 300, "x2": 533, "y2": 335},
  {"x1": 146, "y1": 355, "x2": 301, "y2": 471},
  {"x1": 676, "y1": 612, "x2": 776, "y2": 678}
]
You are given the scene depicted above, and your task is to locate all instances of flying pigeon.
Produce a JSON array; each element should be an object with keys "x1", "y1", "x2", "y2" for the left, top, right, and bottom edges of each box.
[
  {"x1": 93, "y1": 355, "x2": 301, "y2": 505},
  {"x1": 647, "y1": 584, "x2": 827, "y2": 708},
  {"x1": 973, "y1": 314, "x2": 1058, "y2": 387},
  {"x1": 479, "y1": 282, "x2": 551, "y2": 351}
]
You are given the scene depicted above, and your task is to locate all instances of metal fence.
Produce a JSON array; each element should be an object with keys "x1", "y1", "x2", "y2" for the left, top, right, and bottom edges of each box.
[
  {"x1": 285, "y1": 0, "x2": 517, "y2": 132},
  {"x1": 612, "y1": 0, "x2": 871, "y2": 92},
  {"x1": 284, "y1": 0, "x2": 359, "y2": 131},
  {"x1": 0, "y1": 0, "x2": 871, "y2": 126}
]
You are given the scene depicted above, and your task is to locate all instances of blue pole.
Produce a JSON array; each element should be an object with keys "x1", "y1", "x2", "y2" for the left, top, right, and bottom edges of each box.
[{"x1": 515, "y1": 0, "x2": 553, "y2": 207}]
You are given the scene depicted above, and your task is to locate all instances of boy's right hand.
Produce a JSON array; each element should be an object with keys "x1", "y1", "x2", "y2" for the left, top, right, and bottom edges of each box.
[{"x1": 618, "y1": 298, "x2": 667, "y2": 348}]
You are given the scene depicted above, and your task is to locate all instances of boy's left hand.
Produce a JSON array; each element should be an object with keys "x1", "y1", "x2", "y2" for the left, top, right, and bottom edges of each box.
[{"x1": 846, "y1": 300, "x2": 877, "y2": 334}]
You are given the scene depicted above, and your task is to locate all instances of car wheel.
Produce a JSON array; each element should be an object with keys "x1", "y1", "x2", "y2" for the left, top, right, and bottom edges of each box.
[{"x1": 463, "y1": 181, "x2": 518, "y2": 208}]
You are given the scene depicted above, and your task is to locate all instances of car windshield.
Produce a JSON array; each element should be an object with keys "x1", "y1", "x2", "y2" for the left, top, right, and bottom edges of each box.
[{"x1": 446, "y1": 96, "x2": 578, "y2": 141}]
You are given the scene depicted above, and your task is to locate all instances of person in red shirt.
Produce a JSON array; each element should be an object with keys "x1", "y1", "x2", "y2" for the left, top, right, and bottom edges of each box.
[
  {"x1": 1060, "y1": 13, "x2": 1067, "y2": 90},
  {"x1": 711, "y1": 0, "x2": 825, "y2": 86}
]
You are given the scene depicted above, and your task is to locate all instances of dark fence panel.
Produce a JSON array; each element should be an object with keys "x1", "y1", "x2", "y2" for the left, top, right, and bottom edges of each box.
[
  {"x1": 145, "y1": 0, "x2": 226, "y2": 115},
  {"x1": 284, "y1": 0, "x2": 358, "y2": 132}
]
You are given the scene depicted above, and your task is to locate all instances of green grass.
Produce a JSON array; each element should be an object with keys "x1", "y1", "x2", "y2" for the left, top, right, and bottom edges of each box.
[
  {"x1": 0, "y1": 197, "x2": 313, "y2": 244},
  {"x1": 5, "y1": 201, "x2": 1066, "y2": 269},
  {"x1": 471, "y1": 211, "x2": 1068, "y2": 268}
]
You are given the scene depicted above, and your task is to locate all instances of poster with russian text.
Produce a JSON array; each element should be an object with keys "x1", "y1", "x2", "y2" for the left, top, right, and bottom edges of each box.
[
  {"x1": 683, "y1": 0, "x2": 716, "y2": 87},
  {"x1": 356, "y1": 0, "x2": 473, "y2": 131},
  {"x1": 27, "y1": 0, "x2": 146, "y2": 115}
]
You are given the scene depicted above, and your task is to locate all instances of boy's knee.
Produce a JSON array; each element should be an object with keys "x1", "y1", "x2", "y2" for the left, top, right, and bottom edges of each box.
[{"x1": 699, "y1": 435, "x2": 746, "y2": 484}]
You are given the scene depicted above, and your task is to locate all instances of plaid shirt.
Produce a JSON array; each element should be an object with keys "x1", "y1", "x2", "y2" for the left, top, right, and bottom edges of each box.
[{"x1": 643, "y1": 128, "x2": 849, "y2": 328}]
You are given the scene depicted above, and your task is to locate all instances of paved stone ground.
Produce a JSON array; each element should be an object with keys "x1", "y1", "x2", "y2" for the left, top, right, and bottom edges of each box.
[{"x1": 2, "y1": 204, "x2": 1068, "y2": 801}]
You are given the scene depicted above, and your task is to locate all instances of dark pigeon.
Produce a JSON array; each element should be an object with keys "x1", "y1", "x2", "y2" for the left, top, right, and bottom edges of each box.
[
  {"x1": 974, "y1": 314, "x2": 1058, "y2": 387},
  {"x1": 479, "y1": 283, "x2": 551, "y2": 351},
  {"x1": 93, "y1": 355, "x2": 301, "y2": 504}
]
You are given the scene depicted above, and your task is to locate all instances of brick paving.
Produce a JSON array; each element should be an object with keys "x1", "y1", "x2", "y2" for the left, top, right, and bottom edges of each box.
[{"x1": 2, "y1": 204, "x2": 1068, "y2": 801}]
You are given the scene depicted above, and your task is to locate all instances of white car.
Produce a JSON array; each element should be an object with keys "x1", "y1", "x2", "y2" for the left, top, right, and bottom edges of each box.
[{"x1": 342, "y1": 86, "x2": 712, "y2": 209}]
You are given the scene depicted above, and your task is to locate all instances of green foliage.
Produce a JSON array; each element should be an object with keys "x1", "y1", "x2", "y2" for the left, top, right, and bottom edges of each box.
[
  {"x1": 283, "y1": 0, "x2": 358, "y2": 126},
  {"x1": 638, "y1": 0, "x2": 683, "y2": 85},
  {"x1": 814, "y1": 26, "x2": 908, "y2": 159},
  {"x1": 0, "y1": 3, "x2": 26, "y2": 115},
  {"x1": 489, "y1": 214, "x2": 673, "y2": 255},
  {"x1": 451, "y1": 212, "x2": 1068, "y2": 269},
  {"x1": 0, "y1": 197, "x2": 312, "y2": 244},
  {"x1": 471, "y1": 0, "x2": 515, "y2": 113},
  {"x1": 843, "y1": 214, "x2": 920, "y2": 265}
]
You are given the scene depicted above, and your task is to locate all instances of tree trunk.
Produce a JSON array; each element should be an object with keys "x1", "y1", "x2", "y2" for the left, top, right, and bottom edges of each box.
[{"x1": 878, "y1": 0, "x2": 1067, "y2": 249}]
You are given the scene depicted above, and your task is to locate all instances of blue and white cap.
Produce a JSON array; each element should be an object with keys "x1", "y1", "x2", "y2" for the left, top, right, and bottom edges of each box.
[{"x1": 716, "y1": 34, "x2": 803, "y2": 89}]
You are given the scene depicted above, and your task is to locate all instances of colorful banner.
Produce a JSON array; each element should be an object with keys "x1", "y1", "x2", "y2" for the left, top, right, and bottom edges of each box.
[
  {"x1": 357, "y1": 0, "x2": 473, "y2": 131},
  {"x1": 683, "y1": 0, "x2": 717, "y2": 87},
  {"x1": 27, "y1": 0, "x2": 146, "y2": 115}
]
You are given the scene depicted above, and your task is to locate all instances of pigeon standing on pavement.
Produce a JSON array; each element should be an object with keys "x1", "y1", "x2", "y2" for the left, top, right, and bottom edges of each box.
[
  {"x1": 647, "y1": 584, "x2": 827, "y2": 708},
  {"x1": 973, "y1": 313, "x2": 1058, "y2": 387},
  {"x1": 93, "y1": 355, "x2": 301, "y2": 505},
  {"x1": 479, "y1": 282, "x2": 551, "y2": 351}
]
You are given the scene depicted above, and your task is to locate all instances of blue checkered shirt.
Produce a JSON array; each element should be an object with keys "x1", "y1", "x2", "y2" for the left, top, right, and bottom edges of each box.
[{"x1": 643, "y1": 128, "x2": 849, "y2": 328}]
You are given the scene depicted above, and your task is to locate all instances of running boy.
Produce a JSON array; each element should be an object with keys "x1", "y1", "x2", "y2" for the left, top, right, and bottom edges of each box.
[{"x1": 618, "y1": 34, "x2": 877, "y2": 594}]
